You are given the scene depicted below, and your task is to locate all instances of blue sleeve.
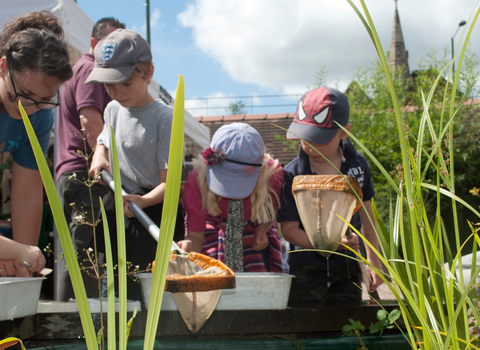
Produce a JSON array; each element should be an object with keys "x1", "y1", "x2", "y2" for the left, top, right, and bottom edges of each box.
[
  {"x1": 361, "y1": 158, "x2": 375, "y2": 202},
  {"x1": 277, "y1": 166, "x2": 301, "y2": 222},
  {"x1": 13, "y1": 110, "x2": 53, "y2": 169}
]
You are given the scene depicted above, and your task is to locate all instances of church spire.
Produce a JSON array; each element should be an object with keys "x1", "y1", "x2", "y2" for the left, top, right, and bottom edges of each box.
[{"x1": 388, "y1": 0, "x2": 410, "y2": 81}]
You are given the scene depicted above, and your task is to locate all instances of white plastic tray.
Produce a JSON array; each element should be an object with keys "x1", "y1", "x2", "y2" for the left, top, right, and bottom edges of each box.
[
  {"x1": 37, "y1": 298, "x2": 141, "y2": 313},
  {"x1": 138, "y1": 272, "x2": 294, "y2": 311},
  {"x1": 0, "y1": 277, "x2": 44, "y2": 321}
]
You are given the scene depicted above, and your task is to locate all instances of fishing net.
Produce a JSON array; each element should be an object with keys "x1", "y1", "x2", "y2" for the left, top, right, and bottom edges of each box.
[
  {"x1": 292, "y1": 175, "x2": 363, "y2": 257},
  {"x1": 153, "y1": 252, "x2": 235, "y2": 332},
  {"x1": 101, "y1": 170, "x2": 236, "y2": 332}
]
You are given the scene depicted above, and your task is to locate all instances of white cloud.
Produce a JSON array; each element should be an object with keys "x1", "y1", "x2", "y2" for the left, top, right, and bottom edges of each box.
[
  {"x1": 178, "y1": 0, "x2": 479, "y2": 92},
  {"x1": 131, "y1": 7, "x2": 163, "y2": 38},
  {"x1": 151, "y1": 8, "x2": 163, "y2": 29},
  {"x1": 281, "y1": 86, "x2": 309, "y2": 99}
]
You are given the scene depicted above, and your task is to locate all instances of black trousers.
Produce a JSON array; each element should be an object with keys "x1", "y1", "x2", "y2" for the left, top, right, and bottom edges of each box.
[
  {"x1": 96, "y1": 188, "x2": 185, "y2": 303},
  {"x1": 56, "y1": 170, "x2": 109, "y2": 301},
  {"x1": 288, "y1": 260, "x2": 363, "y2": 308}
]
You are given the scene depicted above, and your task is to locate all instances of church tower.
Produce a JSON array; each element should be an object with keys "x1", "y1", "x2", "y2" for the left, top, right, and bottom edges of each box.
[{"x1": 388, "y1": 0, "x2": 411, "y2": 81}]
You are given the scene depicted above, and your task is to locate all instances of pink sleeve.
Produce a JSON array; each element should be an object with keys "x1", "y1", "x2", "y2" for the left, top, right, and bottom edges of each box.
[{"x1": 183, "y1": 170, "x2": 209, "y2": 232}]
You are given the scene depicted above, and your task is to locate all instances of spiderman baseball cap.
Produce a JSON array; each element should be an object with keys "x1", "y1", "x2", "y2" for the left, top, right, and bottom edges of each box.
[
  {"x1": 85, "y1": 29, "x2": 152, "y2": 84},
  {"x1": 205, "y1": 123, "x2": 264, "y2": 199},
  {"x1": 287, "y1": 87, "x2": 349, "y2": 145}
]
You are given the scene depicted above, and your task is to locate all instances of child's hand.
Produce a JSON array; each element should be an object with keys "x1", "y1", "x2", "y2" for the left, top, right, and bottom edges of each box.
[
  {"x1": 177, "y1": 239, "x2": 194, "y2": 252},
  {"x1": 122, "y1": 194, "x2": 145, "y2": 218},
  {"x1": 252, "y1": 228, "x2": 269, "y2": 251},
  {"x1": 89, "y1": 145, "x2": 110, "y2": 185},
  {"x1": 366, "y1": 254, "x2": 384, "y2": 292},
  {"x1": 338, "y1": 232, "x2": 360, "y2": 251}
]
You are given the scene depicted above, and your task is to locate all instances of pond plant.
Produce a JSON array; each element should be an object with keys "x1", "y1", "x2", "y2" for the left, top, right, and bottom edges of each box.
[
  {"x1": 19, "y1": 75, "x2": 185, "y2": 350},
  {"x1": 3, "y1": 1, "x2": 480, "y2": 349},
  {"x1": 341, "y1": 1, "x2": 480, "y2": 349},
  {"x1": 278, "y1": 1, "x2": 480, "y2": 349}
]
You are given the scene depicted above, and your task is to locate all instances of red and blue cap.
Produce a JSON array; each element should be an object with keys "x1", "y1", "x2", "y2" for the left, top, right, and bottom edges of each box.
[{"x1": 287, "y1": 87, "x2": 349, "y2": 145}]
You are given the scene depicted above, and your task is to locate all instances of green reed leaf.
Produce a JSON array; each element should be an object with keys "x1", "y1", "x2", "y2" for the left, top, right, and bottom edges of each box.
[
  {"x1": 99, "y1": 199, "x2": 115, "y2": 350},
  {"x1": 144, "y1": 74, "x2": 185, "y2": 350},
  {"x1": 347, "y1": 2, "x2": 480, "y2": 348},
  {"x1": 109, "y1": 126, "x2": 127, "y2": 350},
  {"x1": 20, "y1": 102, "x2": 98, "y2": 350}
]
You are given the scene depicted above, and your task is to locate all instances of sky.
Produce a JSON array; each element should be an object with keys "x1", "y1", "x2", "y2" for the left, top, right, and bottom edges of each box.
[{"x1": 78, "y1": 0, "x2": 479, "y2": 117}]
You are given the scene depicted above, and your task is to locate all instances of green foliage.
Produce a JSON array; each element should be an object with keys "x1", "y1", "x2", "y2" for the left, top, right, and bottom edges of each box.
[
  {"x1": 369, "y1": 309, "x2": 401, "y2": 336},
  {"x1": 342, "y1": 318, "x2": 366, "y2": 336},
  {"x1": 343, "y1": 1, "x2": 480, "y2": 349},
  {"x1": 342, "y1": 309, "x2": 401, "y2": 337},
  {"x1": 21, "y1": 102, "x2": 98, "y2": 349},
  {"x1": 274, "y1": 133, "x2": 299, "y2": 156},
  {"x1": 226, "y1": 100, "x2": 246, "y2": 115},
  {"x1": 344, "y1": 47, "x2": 480, "y2": 238},
  {"x1": 143, "y1": 75, "x2": 185, "y2": 350},
  {"x1": 342, "y1": 318, "x2": 368, "y2": 350},
  {"x1": 310, "y1": 64, "x2": 328, "y2": 89}
]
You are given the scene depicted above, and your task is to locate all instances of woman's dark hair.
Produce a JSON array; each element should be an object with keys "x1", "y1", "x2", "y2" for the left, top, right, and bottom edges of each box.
[{"x1": 0, "y1": 11, "x2": 72, "y2": 82}]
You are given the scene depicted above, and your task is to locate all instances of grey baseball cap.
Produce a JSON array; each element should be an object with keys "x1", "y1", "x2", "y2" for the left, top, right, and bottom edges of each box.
[{"x1": 85, "y1": 29, "x2": 152, "y2": 84}]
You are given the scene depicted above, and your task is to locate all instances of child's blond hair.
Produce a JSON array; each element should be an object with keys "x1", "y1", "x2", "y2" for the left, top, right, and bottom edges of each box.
[
  {"x1": 131, "y1": 60, "x2": 153, "y2": 79},
  {"x1": 192, "y1": 153, "x2": 281, "y2": 223}
]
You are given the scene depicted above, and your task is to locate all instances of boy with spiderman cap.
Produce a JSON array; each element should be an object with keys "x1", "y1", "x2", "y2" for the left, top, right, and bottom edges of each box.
[
  {"x1": 278, "y1": 87, "x2": 383, "y2": 307},
  {"x1": 87, "y1": 29, "x2": 184, "y2": 301}
]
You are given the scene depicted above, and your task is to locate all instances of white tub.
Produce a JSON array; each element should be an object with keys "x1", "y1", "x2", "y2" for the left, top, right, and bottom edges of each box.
[
  {"x1": 0, "y1": 277, "x2": 44, "y2": 321},
  {"x1": 138, "y1": 272, "x2": 294, "y2": 311}
]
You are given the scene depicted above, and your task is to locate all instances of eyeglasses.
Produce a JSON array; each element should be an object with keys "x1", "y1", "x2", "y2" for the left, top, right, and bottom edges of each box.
[{"x1": 7, "y1": 66, "x2": 60, "y2": 110}]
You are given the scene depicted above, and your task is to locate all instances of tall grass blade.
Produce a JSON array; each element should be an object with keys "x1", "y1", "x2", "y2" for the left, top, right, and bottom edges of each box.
[
  {"x1": 346, "y1": 1, "x2": 480, "y2": 348},
  {"x1": 144, "y1": 75, "x2": 185, "y2": 350},
  {"x1": 20, "y1": 102, "x2": 98, "y2": 350},
  {"x1": 109, "y1": 126, "x2": 127, "y2": 350},
  {"x1": 0, "y1": 338, "x2": 25, "y2": 350},
  {"x1": 99, "y1": 199, "x2": 116, "y2": 350}
]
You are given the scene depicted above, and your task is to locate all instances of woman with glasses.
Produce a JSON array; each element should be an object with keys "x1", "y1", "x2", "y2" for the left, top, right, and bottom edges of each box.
[{"x1": 0, "y1": 11, "x2": 72, "y2": 277}]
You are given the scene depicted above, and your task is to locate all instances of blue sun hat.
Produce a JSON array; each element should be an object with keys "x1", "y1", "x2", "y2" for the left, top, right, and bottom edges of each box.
[{"x1": 203, "y1": 123, "x2": 264, "y2": 199}]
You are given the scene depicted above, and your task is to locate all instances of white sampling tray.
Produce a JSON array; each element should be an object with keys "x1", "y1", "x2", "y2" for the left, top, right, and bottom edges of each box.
[
  {"x1": 0, "y1": 277, "x2": 44, "y2": 321},
  {"x1": 37, "y1": 298, "x2": 142, "y2": 313},
  {"x1": 138, "y1": 272, "x2": 294, "y2": 311}
]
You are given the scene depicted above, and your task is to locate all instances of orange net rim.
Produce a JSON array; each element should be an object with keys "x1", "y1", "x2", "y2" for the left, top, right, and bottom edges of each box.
[
  {"x1": 292, "y1": 175, "x2": 363, "y2": 214},
  {"x1": 152, "y1": 252, "x2": 236, "y2": 293}
]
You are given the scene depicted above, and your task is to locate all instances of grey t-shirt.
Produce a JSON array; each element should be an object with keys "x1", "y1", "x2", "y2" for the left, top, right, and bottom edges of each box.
[{"x1": 97, "y1": 99, "x2": 173, "y2": 193}]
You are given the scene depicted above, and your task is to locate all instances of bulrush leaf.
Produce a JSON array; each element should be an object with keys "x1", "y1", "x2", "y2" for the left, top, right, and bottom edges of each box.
[
  {"x1": 143, "y1": 75, "x2": 185, "y2": 350},
  {"x1": 99, "y1": 199, "x2": 116, "y2": 350},
  {"x1": 345, "y1": 2, "x2": 480, "y2": 349},
  {"x1": 109, "y1": 126, "x2": 127, "y2": 350},
  {"x1": 20, "y1": 102, "x2": 98, "y2": 349},
  {"x1": 0, "y1": 338, "x2": 25, "y2": 350}
]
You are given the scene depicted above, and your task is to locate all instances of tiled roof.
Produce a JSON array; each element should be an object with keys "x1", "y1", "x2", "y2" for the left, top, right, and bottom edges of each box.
[
  {"x1": 184, "y1": 113, "x2": 298, "y2": 165},
  {"x1": 184, "y1": 97, "x2": 480, "y2": 164}
]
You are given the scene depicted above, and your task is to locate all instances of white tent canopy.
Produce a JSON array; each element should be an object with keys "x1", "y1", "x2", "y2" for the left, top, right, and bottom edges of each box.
[{"x1": 0, "y1": 0, "x2": 210, "y2": 149}]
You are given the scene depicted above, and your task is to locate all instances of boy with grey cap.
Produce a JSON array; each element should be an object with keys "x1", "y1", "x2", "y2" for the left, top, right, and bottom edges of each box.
[
  {"x1": 55, "y1": 17, "x2": 125, "y2": 302},
  {"x1": 87, "y1": 29, "x2": 184, "y2": 301}
]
